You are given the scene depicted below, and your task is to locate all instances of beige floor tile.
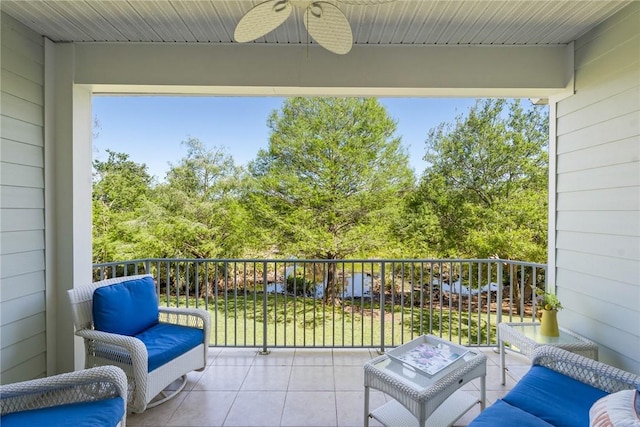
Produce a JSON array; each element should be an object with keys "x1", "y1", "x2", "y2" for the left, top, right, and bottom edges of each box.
[
  {"x1": 452, "y1": 403, "x2": 482, "y2": 427},
  {"x1": 127, "y1": 391, "x2": 187, "y2": 426},
  {"x1": 332, "y1": 349, "x2": 375, "y2": 366},
  {"x1": 252, "y1": 349, "x2": 296, "y2": 366},
  {"x1": 242, "y1": 365, "x2": 292, "y2": 391},
  {"x1": 166, "y1": 391, "x2": 237, "y2": 426},
  {"x1": 192, "y1": 365, "x2": 251, "y2": 391},
  {"x1": 165, "y1": 369, "x2": 206, "y2": 392},
  {"x1": 281, "y1": 391, "x2": 337, "y2": 427},
  {"x1": 333, "y1": 366, "x2": 363, "y2": 391},
  {"x1": 288, "y1": 366, "x2": 335, "y2": 391},
  {"x1": 213, "y1": 348, "x2": 259, "y2": 366},
  {"x1": 224, "y1": 391, "x2": 286, "y2": 426},
  {"x1": 336, "y1": 390, "x2": 386, "y2": 427},
  {"x1": 293, "y1": 349, "x2": 334, "y2": 366}
]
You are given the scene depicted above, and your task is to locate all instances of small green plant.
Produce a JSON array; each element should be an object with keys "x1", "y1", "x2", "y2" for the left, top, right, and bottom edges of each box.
[
  {"x1": 536, "y1": 288, "x2": 562, "y2": 311},
  {"x1": 286, "y1": 276, "x2": 317, "y2": 297}
]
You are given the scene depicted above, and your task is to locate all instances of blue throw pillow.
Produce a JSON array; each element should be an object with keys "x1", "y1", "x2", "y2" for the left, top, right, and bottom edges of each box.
[{"x1": 93, "y1": 276, "x2": 159, "y2": 336}]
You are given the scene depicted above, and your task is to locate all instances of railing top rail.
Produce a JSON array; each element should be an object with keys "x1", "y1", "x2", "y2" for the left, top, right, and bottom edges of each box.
[{"x1": 94, "y1": 258, "x2": 546, "y2": 268}]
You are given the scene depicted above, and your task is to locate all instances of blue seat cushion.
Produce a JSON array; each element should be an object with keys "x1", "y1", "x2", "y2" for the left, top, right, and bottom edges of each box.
[
  {"x1": 135, "y1": 322, "x2": 204, "y2": 372},
  {"x1": 469, "y1": 399, "x2": 554, "y2": 427},
  {"x1": 93, "y1": 276, "x2": 159, "y2": 336},
  {"x1": 502, "y1": 365, "x2": 608, "y2": 427},
  {"x1": 0, "y1": 397, "x2": 124, "y2": 427}
]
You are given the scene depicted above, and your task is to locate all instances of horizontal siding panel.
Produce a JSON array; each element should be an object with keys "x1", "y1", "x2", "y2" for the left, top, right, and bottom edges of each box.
[
  {"x1": 1, "y1": 230, "x2": 44, "y2": 255},
  {"x1": 0, "y1": 44, "x2": 44, "y2": 85},
  {"x1": 556, "y1": 231, "x2": 639, "y2": 261},
  {"x1": 559, "y1": 58, "x2": 640, "y2": 117},
  {"x1": 0, "y1": 186, "x2": 44, "y2": 209},
  {"x1": 557, "y1": 87, "x2": 640, "y2": 136},
  {"x1": 556, "y1": 112, "x2": 639, "y2": 154},
  {"x1": 557, "y1": 249, "x2": 639, "y2": 285},
  {"x1": 1, "y1": 69, "x2": 44, "y2": 105},
  {"x1": 1, "y1": 12, "x2": 44, "y2": 47},
  {"x1": 0, "y1": 115, "x2": 43, "y2": 146},
  {"x1": 0, "y1": 353, "x2": 46, "y2": 385},
  {"x1": 1, "y1": 313, "x2": 45, "y2": 349},
  {"x1": 574, "y1": 2, "x2": 639, "y2": 49},
  {"x1": 0, "y1": 93, "x2": 44, "y2": 126},
  {"x1": 0, "y1": 250, "x2": 45, "y2": 280},
  {"x1": 0, "y1": 291, "x2": 44, "y2": 326},
  {"x1": 0, "y1": 139, "x2": 43, "y2": 167},
  {"x1": 557, "y1": 162, "x2": 640, "y2": 192},
  {"x1": 560, "y1": 286, "x2": 639, "y2": 337},
  {"x1": 558, "y1": 211, "x2": 639, "y2": 236},
  {"x1": 1, "y1": 20, "x2": 44, "y2": 65},
  {"x1": 1, "y1": 163, "x2": 44, "y2": 188},
  {"x1": 0, "y1": 271, "x2": 44, "y2": 301},
  {"x1": 0, "y1": 332, "x2": 46, "y2": 371},
  {"x1": 0, "y1": 208, "x2": 44, "y2": 232},
  {"x1": 574, "y1": 10, "x2": 640, "y2": 69},
  {"x1": 557, "y1": 137, "x2": 639, "y2": 173},
  {"x1": 557, "y1": 269, "x2": 639, "y2": 312},
  {"x1": 557, "y1": 187, "x2": 639, "y2": 211},
  {"x1": 560, "y1": 307, "x2": 639, "y2": 372}
]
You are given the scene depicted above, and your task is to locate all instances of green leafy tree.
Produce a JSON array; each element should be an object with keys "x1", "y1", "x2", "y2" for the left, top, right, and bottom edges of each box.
[
  {"x1": 248, "y1": 97, "x2": 415, "y2": 302},
  {"x1": 92, "y1": 150, "x2": 154, "y2": 263},
  {"x1": 148, "y1": 138, "x2": 253, "y2": 258},
  {"x1": 408, "y1": 98, "x2": 548, "y2": 261}
]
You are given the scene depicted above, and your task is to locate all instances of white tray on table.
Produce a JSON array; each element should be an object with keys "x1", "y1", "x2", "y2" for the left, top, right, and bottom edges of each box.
[{"x1": 387, "y1": 335, "x2": 469, "y2": 377}]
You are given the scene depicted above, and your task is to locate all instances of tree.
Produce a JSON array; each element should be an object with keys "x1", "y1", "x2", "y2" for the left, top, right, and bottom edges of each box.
[
  {"x1": 148, "y1": 138, "x2": 253, "y2": 258},
  {"x1": 248, "y1": 97, "x2": 415, "y2": 302},
  {"x1": 408, "y1": 98, "x2": 548, "y2": 261},
  {"x1": 92, "y1": 150, "x2": 154, "y2": 263}
]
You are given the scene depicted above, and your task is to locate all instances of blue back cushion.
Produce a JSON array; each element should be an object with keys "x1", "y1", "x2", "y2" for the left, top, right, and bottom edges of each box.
[
  {"x1": 93, "y1": 276, "x2": 159, "y2": 336},
  {"x1": 503, "y1": 365, "x2": 608, "y2": 427},
  {"x1": 0, "y1": 397, "x2": 124, "y2": 427}
]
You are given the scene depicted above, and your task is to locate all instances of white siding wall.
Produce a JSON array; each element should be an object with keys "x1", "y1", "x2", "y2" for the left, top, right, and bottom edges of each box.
[
  {"x1": 555, "y1": 2, "x2": 640, "y2": 374},
  {"x1": 0, "y1": 11, "x2": 47, "y2": 383}
]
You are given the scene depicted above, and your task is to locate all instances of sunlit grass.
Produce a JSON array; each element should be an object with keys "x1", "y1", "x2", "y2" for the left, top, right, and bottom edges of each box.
[{"x1": 160, "y1": 293, "x2": 497, "y2": 348}]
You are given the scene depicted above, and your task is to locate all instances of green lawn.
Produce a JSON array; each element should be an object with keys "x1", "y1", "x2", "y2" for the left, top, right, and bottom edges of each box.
[{"x1": 161, "y1": 292, "x2": 498, "y2": 348}]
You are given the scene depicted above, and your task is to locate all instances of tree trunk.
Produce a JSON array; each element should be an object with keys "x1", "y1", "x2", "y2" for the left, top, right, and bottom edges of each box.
[{"x1": 324, "y1": 259, "x2": 341, "y2": 306}]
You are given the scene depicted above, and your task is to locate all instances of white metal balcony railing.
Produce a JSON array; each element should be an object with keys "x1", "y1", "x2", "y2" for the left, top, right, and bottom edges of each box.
[{"x1": 92, "y1": 259, "x2": 546, "y2": 353}]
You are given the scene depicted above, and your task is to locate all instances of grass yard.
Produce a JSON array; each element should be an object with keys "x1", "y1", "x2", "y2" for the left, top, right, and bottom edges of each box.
[{"x1": 160, "y1": 292, "x2": 498, "y2": 348}]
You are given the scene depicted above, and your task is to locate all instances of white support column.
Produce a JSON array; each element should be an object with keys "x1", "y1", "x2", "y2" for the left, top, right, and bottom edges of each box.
[
  {"x1": 546, "y1": 42, "x2": 575, "y2": 293},
  {"x1": 546, "y1": 100, "x2": 558, "y2": 293},
  {"x1": 50, "y1": 42, "x2": 93, "y2": 373}
]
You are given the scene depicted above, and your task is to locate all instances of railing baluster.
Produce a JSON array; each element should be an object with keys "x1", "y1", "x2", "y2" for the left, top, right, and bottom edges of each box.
[{"x1": 92, "y1": 257, "x2": 545, "y2": 350}]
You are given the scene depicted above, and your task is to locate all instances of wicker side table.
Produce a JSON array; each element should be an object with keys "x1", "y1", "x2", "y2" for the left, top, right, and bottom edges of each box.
[
  {"x1": 364, "y1": 336, "x2": 486, "y2": 427},
  {"x1": 498, "y1": 322, "x2": 599, "y2": 385}
]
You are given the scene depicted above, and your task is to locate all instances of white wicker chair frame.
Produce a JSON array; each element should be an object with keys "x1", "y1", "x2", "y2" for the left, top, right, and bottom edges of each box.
[
  {"x1": 0, "y1": 366, "x2": 128, "y2": 427},
  {"x1": 67, "y1": 274, "x2": 211, "y2": 413},
  {"x1": 531, "y1": 345, "x2": 640, "y2": 393}
]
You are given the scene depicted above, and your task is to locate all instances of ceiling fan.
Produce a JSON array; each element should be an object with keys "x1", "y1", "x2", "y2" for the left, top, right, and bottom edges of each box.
[{"x1": 234, "y1": 0, "x2": 396, "y2": 55}]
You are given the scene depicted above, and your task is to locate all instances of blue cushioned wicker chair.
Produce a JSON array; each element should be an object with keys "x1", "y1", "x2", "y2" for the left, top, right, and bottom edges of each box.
[
  {"x1": 0, "y1": 366, "x2": 127, "y2": 427},
  {"x1": 67, "y1": 274, "x2": 210, "y2": 413}
]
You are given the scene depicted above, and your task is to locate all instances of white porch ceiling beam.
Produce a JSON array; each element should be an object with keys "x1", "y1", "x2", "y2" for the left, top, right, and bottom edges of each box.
[{"x1": 74, "y1": 43, "x2": 573, "y2": 98}]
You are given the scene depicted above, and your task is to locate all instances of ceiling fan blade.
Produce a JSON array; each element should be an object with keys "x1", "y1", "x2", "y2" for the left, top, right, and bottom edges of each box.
[
  {"x1": 234, "y1": 0, "x2": 293, "y2": 43},
  {"x1": 304, "y1": 2, "x2": 353, "y2": 55}
]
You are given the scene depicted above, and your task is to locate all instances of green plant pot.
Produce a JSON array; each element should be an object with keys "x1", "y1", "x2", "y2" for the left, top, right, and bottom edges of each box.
[{"x1": 540, "y1": 309, "x2": 559, "y2": 337}]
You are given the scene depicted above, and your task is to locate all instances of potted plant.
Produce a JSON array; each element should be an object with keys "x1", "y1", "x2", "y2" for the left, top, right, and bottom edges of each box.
[{"x1": 536, "y1": 289, "x2": 562, "y2": 337}]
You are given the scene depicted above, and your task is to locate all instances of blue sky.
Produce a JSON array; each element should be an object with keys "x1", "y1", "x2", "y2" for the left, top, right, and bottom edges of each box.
[{"x1": 92, "y1": 96, "x2": 478, "y2": 181}]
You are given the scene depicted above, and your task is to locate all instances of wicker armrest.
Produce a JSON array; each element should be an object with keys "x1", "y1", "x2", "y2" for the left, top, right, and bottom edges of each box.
[
  {"x1": 532, "y1": 345, "x2": 640, "y2": 393},
  {"x1": 159, "y1": 307, "x2": 210, "y2": 329},
  {"x1": 76, "y1": 329, "x2": 148, "y2": 374},
  {"x1": 0, "y1": 366, "x2": 127, "y2": 416}
]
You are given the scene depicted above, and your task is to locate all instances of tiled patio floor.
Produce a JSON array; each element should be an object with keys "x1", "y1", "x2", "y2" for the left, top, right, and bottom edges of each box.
[{"x1": 127, "y1": 347, "x2": 531, "y2": 427}]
